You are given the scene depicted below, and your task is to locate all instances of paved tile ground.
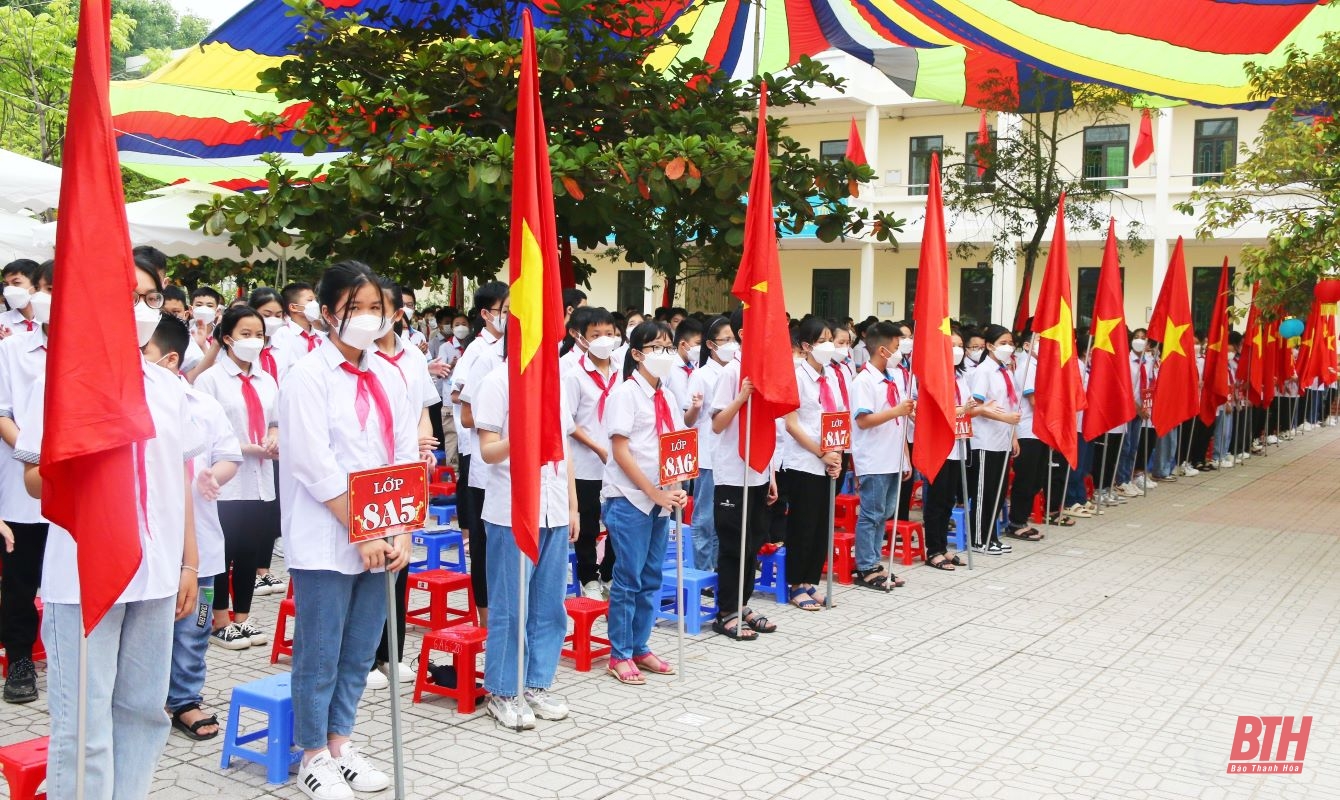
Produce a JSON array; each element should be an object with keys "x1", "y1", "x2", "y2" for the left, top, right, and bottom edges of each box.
[{"x1": 4, "y1": 427, "x2": 1340, "y2": 799}]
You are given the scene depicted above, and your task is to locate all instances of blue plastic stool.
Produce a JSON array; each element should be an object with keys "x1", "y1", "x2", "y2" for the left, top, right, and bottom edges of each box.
[
  {"x1": 220, "y1": 672, "x2": 302, "y2": 784},
  {"x1": 663, "y1": 525, "x2": 694, "y2": 568},
  {"x1": 755, "y1": 546, "x2": 789, "y2": 604},
  {"x1": 431, "y1": 449, "x2": 446, "y2": 465},
  {"x1": 428, "y1": 503, "x2": 457, "y2": 527},
  {"x1": 839, "y1": 472, "x2": 856, "y2": 495},
  {"x1": 410, "y1": 528, "x2": 466, "y2": 574},
  {"x1": 948, "y1": 507, "x2": 967, "y2": 551},
  {"x1": 657, "y1": 567, "x2": 718, "y2": 635},
  {"x1": 566, "y1": 549, "x2": 580, "y2": 597}
]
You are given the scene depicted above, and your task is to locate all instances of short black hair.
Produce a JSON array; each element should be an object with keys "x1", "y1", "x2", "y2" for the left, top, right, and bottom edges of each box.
[
  {"x1": 150, "y1": 313, "x2": 190, "y2": 362},
  {"x1": 281, "y1": 282, "x2": 314, "y2": 312},
  {"x1": 35, "y1": 259, "x2": 54, "y2": 288},
  {"x1": 563, "y1": 287, "x2": 587, "y2": 312},
  {"x1": 673, "y1": 317, "x2": 703, "y2": 345},
  {"x1": 864, "y1": 321, "x2": 901, "y2": 352},
  {"x1": 399, "y1": 284, "x2": 416, "y2": 303},
  {"x1": 163, "y1": 285, "x2": 188, "y2": 306},
  {"x1": 190, "y1": 286, "x2": 224, "y2": 305},
  {"x1": 581, "y1": 307, "x2": 616, "y2": 336},
  {"x1": 132, "y1": 246, "x2": 168, "y2": 275},
  {"x1": 2, "y1": 259, "x2": 39, "y2": 281}
]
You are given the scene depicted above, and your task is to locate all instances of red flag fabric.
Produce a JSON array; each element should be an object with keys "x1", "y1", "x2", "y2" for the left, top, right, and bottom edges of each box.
[
  {"x1": 845, "y1": 117, "x2": 868, "y2": 166},
  {"x1": 975, "y1": 110, "x2": 991, "y2": 177},
  {"x1": 731, "y1": 88, "x2": 799, "y2": 474},
  {"x1": 909, "y1": 152, "x2": 956, "y2": 481},
  {"x1": 1197, "y1": 259, "x2": 1231, "y2": 425},
  {"x1": 42, "y1": 0, "x2": 156, "y2": 634},
  {"x1": 1298, "y1": 299, "x2": 1339, "y2": 389},
  {"x1": 1082, "y1": 219, "x2": 1133, "y2": 441},
  {"x1": 1013, "y1": 270, "x2": 1032, "y2": 336},
  {"x1": 660, "y1": 280, "x2": 672, "y2": 309},
  {"x1": 507, "y1": 9, "x2": 566, "y2": 563},
  {"x1": 1240, "y1": 282, "x2": 1265, "y2": 400},
  {"x1": 559, "y1": 236, "x2": 576, "y2": 291},
  {"x1": 1031, "y1": 194, "x2": 1086, "y2": 467},
  {"x1": 1133, "y1": 108, "x2": 1155, "y2": 168},
  {"x1": 1150, "y1": 237, "x2": 1200, "y2": 435}
]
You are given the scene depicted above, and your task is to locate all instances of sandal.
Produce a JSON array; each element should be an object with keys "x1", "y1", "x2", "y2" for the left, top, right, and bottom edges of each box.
[
  {"x1": 804, "y1": 586, "x2": 828, "y2": 607},
  {"x1": 741, "y1": 607, "x2": 777, "y2": 633},
  {"x1": 853, "y1": 567, "x2": 889, "y2": 591},
  {"x1": 607, "y1": 658, "x2": 647, "y2": 685},
  {"x1": 712, "y1": 613, "x2": 758, "y2": 641},
  {"x1": 1004, "y1": 526, "x2": 1044, "y2": 541},
  {"x1": 789, "y1": 587, "x2": 821, "y2": 611},
  {"x1": 944, "y1": 554, "x2": 966, "y2": 566},
  {"x1": 927, "y1": 555, "x2": 956, "y2": 571},
  {"x1": 170, "y1": 704, "x2": 220, "y2": 741},
  {"x1": 633, "y1": 652, "x2": 676, "y2": 675},
  {"x1": 1044, "y1": 514, "x2": 1076, "y2": 527}
]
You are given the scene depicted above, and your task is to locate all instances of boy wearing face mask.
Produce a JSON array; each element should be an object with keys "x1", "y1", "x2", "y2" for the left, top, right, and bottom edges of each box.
[
  {"x1": 560, "y1": 306, "x2": 595, "y2": 371},
  {"x1": 667, "y1": 318, "x2": 703, "y2": 412},
  {"x1": 0, "y1": 259, "x2": 40, "y2": 337},
  {"x1": 564, "y1": 308, "x2": 622, "y2": 599},
  {"x1": 269, "y1": 282, "x2": 328, "y2": 380},
  {"x1": 892, "y1": 324, "x2": 917, "y2": 521},
  {"x1": 1121, "y1": 331, "x2": 1159, "y2": 494}
]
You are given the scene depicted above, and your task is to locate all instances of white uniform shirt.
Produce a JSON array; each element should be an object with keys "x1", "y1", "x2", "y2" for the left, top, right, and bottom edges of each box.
[
  {"x1": 400, "y1": 327, "x2": 427, "y2": 352},
  {"x1": 451, "y1": 329, "x2": 500, "y2": 475},
  {"x1": 277, "y1": 344, "x2": 419, "y2": 575},
  {"x1": 1014, "y1": 353, "x2": 1038, "y2": 440},
  {"x1": 184, "y1": 386, "x2": 244, "y2": 576},
  {"x1": 948, "y1": 372, "x2": 973, "y2": 462},
  {"x1": 563, "y1": 353, "x2": 617, "y2": 482},
  {"x1": 270, "y1": 320, "x2": 326, "y2": 382},
  {"x1": 666, "y1": 360, "x2": 694, "y2": 413},
  {"x1": 782, "y1": 360, "x2": 847, "y2": 476},
  {"x1": 969, "y1": 359, "x2": 1019, "y2": 452},
  {"x1": 1132, "y1": 356, "x2": 1158, "y2": 430},
  {"x1": 458, "y1": 331, "x2": 504, "y2": 490},
  {"x1": 602, "y1": 370, "x2": 685, "y2": 515},
  {"x1": 434, "y1": 335, "x2": 467, "y2": 400},
  {"x1": 0, "y1": 330, "x2": 46, "y2": 523},
  {"x1": 685, "y1": 358, "x2": 725, "y2": 472},
  {"x1": 473, "y1": 367, "x2": 573, "y2": 528},
  {"x1": 0, "y1": 309, "x2": 36, "y2": 336},
  {"x1": 20, "y1": 361, "x2": 197, "y2": 604},
  {"x1": 373, "y1": 340, "x2": 440, "y2": 410},
  {"x1": 851, "y1": 361, "x2": 908, "y2": 476},
  {"x1": 195, "y1": 355, "x2": 279, "y2": 502},
  {"x1": 709, "y1": 359, "x2": 769, "y2": 488}
]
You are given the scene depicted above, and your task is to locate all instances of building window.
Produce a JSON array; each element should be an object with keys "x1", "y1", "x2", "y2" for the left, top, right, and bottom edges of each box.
[
  {"x1": 904, "y1": 268, "x2": 919, "y2": 321},
  {"x1": 1191, "y1": 266, "x2": 1235, "y2": 335},
  {"x1": 908, "y1": 135, "x2": 943, "y2": 196},
  {"x1": 1082, "y1": 125, "x2": 1129, "y2": 189},
  {"x1": 617, "y1": 270, "x2": 645, "y2": 316},
  {"x1": 1193, "y1": 119, "x2": 1237, "y2": 186},
  {"x1": 964, "y1": 130, "x2": 994, "y2": 191},
  {"x1": 959, "y1": 264, "x2": 993, "y2": 327},
  {"x1": 819, "y1": 139, "x2": 847, "y2": 165},
  {"x1": 811, "y1": 269, "x2": 851, "y2": 320},
  {"x1": 1076, "y1": 266, "x2": 1125, "y2": 333}
]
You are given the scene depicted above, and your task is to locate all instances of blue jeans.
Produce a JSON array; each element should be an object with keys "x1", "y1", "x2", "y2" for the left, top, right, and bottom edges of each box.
[
  {"x1": 856, "y1": 473, "x2": 901, "y2": 571},
  {"x1": 1116, "y1": 419, "x2": 1140, "y2": 484},
  {"x1": 1065, "y1": 437, "x2": 1091, "y2": 507},
  {"x1": 290, "y1": 569, "x2": 387, "y2": 750},
  {"x1": 603, "y1": 497, "x2": 668, "y2": 660},
  {"x1": 482, "y1": 522, "x2": 569, "y2": 697},
  {"x1": 168, "y1": 575, "x2": 214, "y2": 712},
  {"x1": 691, "y1": 468, "x2": 718, "y2": 571},
  {"x1": 1154, "y1": 429, "x2": 1179, "y2": 476},
  {"x1": 45, "y1": 597, "x2": 175, "y2": 800},
  {"x1": 1213, "y1": 413, "x2": 1232, "y2": 460}
]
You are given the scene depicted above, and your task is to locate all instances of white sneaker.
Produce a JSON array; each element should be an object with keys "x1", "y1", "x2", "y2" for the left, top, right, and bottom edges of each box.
[
  {"x1": 1328, "y1": 418, "x2": 1337, "y2": 427},
  {"x1": 600, "y1": 580, "x2": 612, "y2": 599},
  {"x1": 1065, "y1": 503, "x2": 1093, "y2": 518},
  {"x1": 376, "y1": 661, "x2": 413, "y2": 684},
  {"x1": 1180, "y1": 463, "x2": 1200, "y2": 477},
  {"x1": 486, "y1": 694, "x2": 536, "y2": 730},
  {"x1": 253, "y1": 575, "x2": 275, "y2": 597},
  {"x1": 333, "y1": 744, "x2": 390, "y2": 793},
  {"x1": 1219, "y1": 458, "x2": 1235, "y2": 469},
  {"x1": 1135, "y1": 475, "x2": 1157, "y2": 490},
  {"x1": 1266, "y1": 435, "x2": 1280, "y2": 445},
  {"x1": 365, "y1": 668, "x2": 389, "y2": 691},
  {"x1": 298, "y1": 752, "x2": 354, "y2": 800},
  {"x1": 524, "y1": 688, "x2": 570, "y2": 721},
  {"x1": 236, "y1": 620, "x2": 269, "y2": 646},
  {"x1": 581, "y1": 581, "x2": 603, "y2": 600},
  {"x1": 1117, "y1": 483, "x2": 1141, "y2": 498}
]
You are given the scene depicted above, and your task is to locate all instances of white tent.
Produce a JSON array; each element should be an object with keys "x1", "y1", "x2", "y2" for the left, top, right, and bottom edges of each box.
[
  {"x1": 0, "y1": 211, "x2": 49, "y2": 263},
  {"x1": 0, "y1": 149, "x2": 62, "y2": 214}
]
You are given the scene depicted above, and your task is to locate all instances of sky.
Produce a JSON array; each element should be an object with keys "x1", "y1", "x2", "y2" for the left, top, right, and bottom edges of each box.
[{"x1": 170, "y1": 0, "x2": 250, "y2": 29}]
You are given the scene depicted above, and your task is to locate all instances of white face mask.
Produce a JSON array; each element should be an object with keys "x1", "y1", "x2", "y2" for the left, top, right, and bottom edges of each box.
[
  {"x1": 135, "y1": 303, "x2": 161, "y2": 348},
  {"x1": 1131, "y1": 338, "x2": 1148, "y2": 354},
  {"x1": 452, "y1": 325, "x2": 470, "y2": 340},
  {"x1": 899, "y1": 338, "x2": 914, "y2": 356},
  {"x1": 714, "y1": 341, "x2": 740, "y2": 362},
  {"x1": 403, "y1": 307, "x2": 415, "y2": 321},
  {"x1": 230, "y1": 337, "x2": 264, "y2": 363},
  {"x1": 336, "y1": 313, "x2": 384, "y2": 350},
  {"x1": 263, "y1": 316, "x2": 284, "y2": 337},
  {"x1": 953, "y1": 346, "x2": 965, "y2": 365},
  {"x1": 375, "y1": 317, "x2": 396, "y2": 340},
  {"x1": 686, "y1": 345, "x2": 701, "y2": 364},
  {"x1": 427, "y1": 318, "x2": 437, "y2": 330},
  {"x1": 3, "y1": 285, "x2": 31, "y2": 310},
  {"x1": 967, "y1": 347, "x2": 985, "y2": 363},
  {"x1": 192, "y1": 305, "x2": 216, "y2": 325},
  {"x1": 642, "y1": 350, "x2": 679, "y2": 378},
  {"x1": 810, "y1": 341, "x2": 837, "y2": 364},
  {"x1": 835, "y1": 346, "x2": 851, "y2": 362},
  {"x1": 486, "y1": 309, "x2": 508, "y2": 334},
  {"x1": 993, "y1": 344, "x2": 1015, "y2": 362},
  {"x1": 302, "y1": 300, "x2": 321, "y2": 322},
  {"x1": 29, "y1": 292, "x2": 51, "y2": 325},
  {"x1": 586, "y1": 335, "x2": 619, "y2": 360}
]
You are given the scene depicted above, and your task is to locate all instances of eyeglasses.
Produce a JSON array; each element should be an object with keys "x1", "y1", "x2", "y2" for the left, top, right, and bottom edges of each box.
[
  {"x1": 710, "y1": 337, "x2": 734, "y2": 345},
  {"x1": 643, "y1": 346, "x2": 674, "y2": 355},
  {"x1": 134, "y1": 290, "x2": 165, "y2": 310}
]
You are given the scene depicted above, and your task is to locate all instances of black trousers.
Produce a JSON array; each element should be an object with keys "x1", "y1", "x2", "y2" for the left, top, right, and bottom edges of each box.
[
  {"x1": 922, "y1": 462, "x2": 961, "y2": 557},
  {"x1": 1091, "y1": 432, "x2": 1124, "y2": 491},
  {"x1": 455, "y1": 454, "x2": 488, "y2": 608},
  {"x1": 714, "y1": 483, "x2": 768, "y2": 616},
  {"x1": 575, "y1": 479, "x2": 614, "y2": 584},
  {"x1": 376, "y1": 567, "x2": 408, "y2": 666},
  {"x1": 0, "y1": 521, "x2": 48, "y2": 660},
  {"x1": 1008, "y1": 439, "x2": 1063, "y2": 526},
  {"x1": 215, "y1": 499, "x2": 278, "y2": 615},
  {"x1": 967, "y1": 449, "x2": 1009, "y2": 547},
  {"x1": 427, "y1": 401, "x2": 445, "y2": 453},
  {"x1": 1188, "y1": 417, "x2": 1215, "y2": 466},
  {"x1": 777, "y1": 470, "x2": 830, "y2": 587}
]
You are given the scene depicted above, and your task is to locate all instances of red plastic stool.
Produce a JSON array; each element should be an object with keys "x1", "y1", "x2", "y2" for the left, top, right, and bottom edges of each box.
[
  {"x1": 270, "y1": 598, "x2": 296, "y2": 664},
  {"x1": 432, "y1": 466, "x2": 457, "y2": 484},
  {"x1": 0, "y1": 736, "x2": 47, "y2": 800},
  {"x1": 413, "y1": 624, "x2": 487, "y2": 712},
  {"x1": 683, "y1": 497, "x2": 694, "y2": 524},
  {"x1": 0, "y1": 599, "x2": 45, "y2": 677},
  {"x1": 833, "y1": 495, "x2": 859, "y2": 533},
  {"x1": 560, "y1": 597, "x2": 611, "y2": 672},
  {"x1": 884, "y1": 520, "x2": 927, "y2": 566},
  {"x1": 405, "y1": 569, "x2": 477, "y2": 630},
  {"x1": 822, "y1": 530, "x2": 856, "y2": 585},
  {"x1": 911, "y1": 480, "x2": 925, "y2": 510}
]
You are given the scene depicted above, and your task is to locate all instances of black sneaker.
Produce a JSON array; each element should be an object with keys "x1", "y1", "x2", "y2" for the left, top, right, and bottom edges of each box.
[{"x1": 3, "y1": 657, "x2": 38, "y2": 704}]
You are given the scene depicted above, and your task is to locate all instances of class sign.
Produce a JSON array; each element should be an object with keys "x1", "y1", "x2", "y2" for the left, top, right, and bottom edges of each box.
[
  {"x1": 658, "y1": 429, "x2": 700, "y2": 485},
  {"x1": 820, "y1": 411, "x2": 851, "y2": 453},
  {"x1": 348, "y1": 462, "x2": 430, "y2": 543}
]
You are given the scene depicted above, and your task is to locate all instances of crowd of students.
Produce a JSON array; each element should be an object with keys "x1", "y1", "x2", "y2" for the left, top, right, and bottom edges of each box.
[{"x1": 0, "y1": 252, "x2": 1334, "y2": 800}]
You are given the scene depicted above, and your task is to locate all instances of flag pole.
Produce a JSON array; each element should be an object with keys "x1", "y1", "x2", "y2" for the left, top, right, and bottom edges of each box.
[
  {"x1": 736, "y1": 397, "x2": 753, "y2": 635},
  {"x1": 77, "y1": 630, "x2": 88, "y2": 800},
  {"x1": 824, "y1": 474, "x2": 836, "y2": 606},
  {"x1": 673, "y1": 504, "x2": 685, "y2": 680},
  {"x1": 883, "y1": 415, "x2": 908, "y2": 592},
  {"x1": 1045, "y1": 451, "x2": 1054, "y2": 530},
  {"x1": 957, "y1": 441, "x2": 974, "y2": 570},
  {"x1": 1057, "y1": 458, "x2": 1071, "y2": 522},
  {"x1": 381, "y1": 553, "x2": 406, "y2": 799},
  {"x1": 515, "y1": 549, "x2": 528, "y2": 732}
]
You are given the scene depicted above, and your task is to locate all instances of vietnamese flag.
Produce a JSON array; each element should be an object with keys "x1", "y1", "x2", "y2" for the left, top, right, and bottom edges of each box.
[
  {"x1": 1197, "y1": 259, "x2": 1231, "y2": 425},
  {"x1": 1012, "y1": 270, "x2": 1032, "y2": 336},
  {"x1": 732, "y1": 87, "x2": 799, "y2": 474},
  {"x1": 975, "y1": 109, "x2": 991, "y2": 177},
  {"x1": 1132, "y1": 108, "x2": 1155, "y2": 169},
  {"x1": 909, "y1": 152, "x2": 957, "y2": 481},
  {"x1": 42, "y1": 0, "x2": 157, "y2": 634},
  {"x1": 1299, "y1": 299, "x2": 1339, "y2": 389},
  {"x1": 1031, "y1": 194, "x2": 1086, "y2": 467},
  {"x1": 845, "y1": 117, "x2": 868, "y2": 166},
  {"x1": 507, "y1": 9, "x2": 566, "y2": 562},
  {"x1": 1082, "y1": 219, "x2": 1133, "y2": 442},
  {"x1": 1240, "y1": 282, "x2": 1266, "y2": 401},
  {"x1": 1150, "y1": 238, "x2": 1200, "y2": 435}
]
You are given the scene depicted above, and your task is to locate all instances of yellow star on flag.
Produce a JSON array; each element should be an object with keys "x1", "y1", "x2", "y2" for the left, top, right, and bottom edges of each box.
[
  {"x1": 1038, "y1": 299, "x2": 1074, "y2": 364},
  {"x1": 510, "y1": 220, "x2": 544, "y2": 369},
  {"x1": 1162, "y1": 319, "x2": 1191, "y2": 358},
  {"x1": 1091, "y1": 316, "x2": 1120, "y2": 355},
  {"x1": 939, "y1": 315, "x2": 952, "y2": 336}
]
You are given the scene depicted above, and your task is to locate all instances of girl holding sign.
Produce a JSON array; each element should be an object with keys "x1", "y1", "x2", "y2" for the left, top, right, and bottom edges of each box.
[
  {"x1": 601, "y1": 321, "x2": 693, "y2": 685},
  {"x1": 779, "y1": 317, "x2": 845, "y2": 609},
  {"x1": 921, "y1": 333, "x2": 975, "y2": 570},
  {"x1": 683, "y1": 317, "x2": 735, "y2": 572},
  {"x1": 278, "y1": 261, "x2": 419, "y2": 800}
]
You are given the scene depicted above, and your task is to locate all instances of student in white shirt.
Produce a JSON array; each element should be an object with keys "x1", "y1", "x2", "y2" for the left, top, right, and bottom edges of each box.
[
  {"x1": 246, "y1": 286, "x2": 296, "y2": 596},
  {"x1": 144, "y1": 316, "x2": 244, "y2": 741},
  {"x1": 278, "y1": 261, "x2": 418, "y2": 800},
  {"x1": 1127, "y1": 332, "x2": 1159, "y2": 492},
  {"x1": 20, "y1": 259, "x2": 199, "y2": 800},
  {"x1": 397, "y1": 285, "x2": 428, "y2": 353},
  {"x1": 967, "y1": 325, "x2": 1023, "y2": 555},
  {"x1": 435, "y1": 311, "x2": 470, "y2": 465},
  {"x1": 685, "y1": 317, "x2": 735, "y2": 571},
  {"x1": 602, "y1": 321, "x2": 690, "y2": 684},
  {"x1": 0, "y1": 259, "x2": 40, "y2": 337},
  {"x1": 1002, "y1": 346, "x2": 1060, "y2": 540},
  {"x1": 850, "y1": 322, "x2": 914, "y2": 589},
  {"x1": 559, "y1": 306, "x2": 594, "y2": 373},
  {"x1": 666, "y1": 317, "x2": 702, "y2": 409},
  {"x1": 270, "y1": 281, "x2": 328, "y2": 381},
  {"x1": 921, "y1": 333, "x2": 977, "y2": 570},
  {"x1": 195, "y1": 306, "x2": 281, "y2": 651},
  {"x1": 455, "y1": 281, "x2": 509, "y2": 629},
  {"x1": 475, "y1": 352, "x2": 578, "y2": 729},
  {"x1": 563, "y1": 307, "x2": 621, "y2": 599}
]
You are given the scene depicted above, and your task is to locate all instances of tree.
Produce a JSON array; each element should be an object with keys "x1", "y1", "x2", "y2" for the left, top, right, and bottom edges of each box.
[
  {"x1": 938, "y1": 75, "x2": 1144, "y2": 320},
  {"x1": 111, "y1": 0, "x2": 210, "y2": 73},
  {"x1": 1180, "y1": 33, "x2": 1340, "y2": 315},
  {"x1": 190, "y1": 0, "x2": 904, "y2": 287}
]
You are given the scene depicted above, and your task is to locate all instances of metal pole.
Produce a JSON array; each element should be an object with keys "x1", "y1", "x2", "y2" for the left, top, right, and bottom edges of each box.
[
  {"x1": 76, "y1": 629, "x2": 87, "y2": 800},
  {"x1": 1057, "y1": 455, "x2": 1071, "y2": 523},
  {"x1": 883, "y1": 418, "x2": 908, "y2": 591},
  {"x1": 1045, "y1": 452, "x2": 1054, "y2": 530},
  {"x1": 824, "y1": 475, "x2": 836, "y2": 607},
  {"x1": 735, "y1": 397, "x2": 753, "y2": 634},
  {"x1": 956, "y1": 446, "x2": 974, "y2": 570},
  {"x1": 1139, "y1": 424, "x2": 1149, "y2": 496},
  {"x1": 1093, "y1": 434, "x2": 1109, "y2": 512},
  {"x1": 515, "y1": 548, "x2": 528, "y2": 731},
  {"x1": 674, "y1": 504, "x2": 685, "y2": 681},
  {"x1": 381, "y1": 555, "x2": 406, "y2": 800}
]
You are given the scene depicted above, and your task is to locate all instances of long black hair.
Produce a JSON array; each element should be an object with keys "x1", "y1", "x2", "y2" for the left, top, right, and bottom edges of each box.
[
  {"x1": 700, "y1": 316, "x2": 731, "y2": 367},
  {"x1": 317, "y1": 260, "x2": 382, "y2": 335},
  {"x1": 621, "y1": 320, "x2": 673, "y2": 381},
  {"x1": 218, "y1": 304, "x2": 264, "y2": 352}
]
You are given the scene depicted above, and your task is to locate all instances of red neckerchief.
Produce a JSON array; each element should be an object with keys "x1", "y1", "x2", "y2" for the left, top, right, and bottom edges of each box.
[
  {"x1": 259, "y1": 346, "x2": 279, "y2": 381},
  {"x1": 300, "y1": 330, "x2": 320, "y2": 352},
  {"x1": 237, "y1": 372, "x2": 266, "y2": 445},
  {"x1": 1000, "y1": 364, "x2": 1018, "y2": 406},
  {"x1": 652, "y1": 385, "x2": 675, "y2": 434},
  {"x1": 339, "y1": 361, "x2": 396, "y2": 461},
  {"x1": 374, "y1": 348, "x2": 408, "y2": 387},
  {"x1": 581, "y1": 355, "x2": 615, "y2": 421}
]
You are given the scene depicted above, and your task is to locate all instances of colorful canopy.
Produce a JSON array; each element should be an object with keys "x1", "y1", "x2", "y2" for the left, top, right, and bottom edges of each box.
[{"x1": 109, "y1": 0, "x2": 1339, "y2": 187}]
